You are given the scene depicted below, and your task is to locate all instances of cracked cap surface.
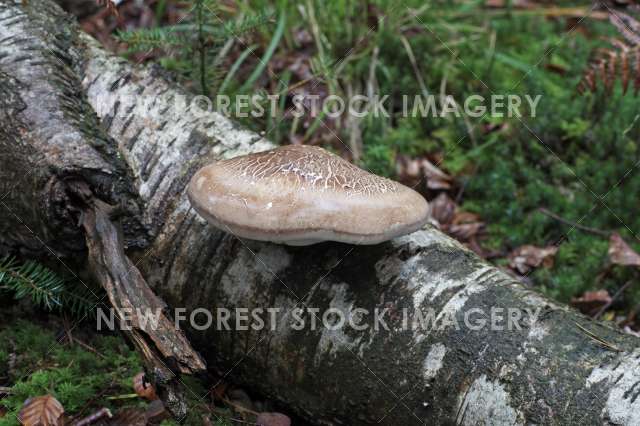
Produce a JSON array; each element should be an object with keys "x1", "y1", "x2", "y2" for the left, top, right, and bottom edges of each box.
[{"x1": 187, "y1": 145, "x2": 429, "y2": 245}]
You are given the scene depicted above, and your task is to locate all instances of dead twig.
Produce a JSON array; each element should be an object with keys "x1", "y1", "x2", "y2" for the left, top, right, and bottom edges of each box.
[
  {"x1": 73, "y1": 338, "x2": 106, "y2": 359},
  {"x1": 594, "y1": 280, "x2": 633, "y2": 320},
  {"x1": 73, "y1": 408, "x2": 112, "y2": 426},
  {"x1": 538, "y1": 208, "x2": 611, "y2": 237},
  {"x1": 220, "y1": 396, "x2": 260, "y2": 416}
]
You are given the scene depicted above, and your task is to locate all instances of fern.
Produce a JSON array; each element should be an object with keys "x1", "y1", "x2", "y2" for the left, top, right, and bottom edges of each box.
[
  {"x1": 0, "y1": 256, "x2": 99, "y2": 317},
  {"x1": 578, "y1": 9, "x2": 640, "y2": 95},
  {"x1": 116, "y1": 0, "x2": 271, "y2": 96}
]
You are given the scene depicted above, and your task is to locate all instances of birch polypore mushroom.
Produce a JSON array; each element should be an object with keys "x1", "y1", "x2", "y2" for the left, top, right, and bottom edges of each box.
[{"x1": 187, "y1": 145, "x2": 429, "y2": 245}]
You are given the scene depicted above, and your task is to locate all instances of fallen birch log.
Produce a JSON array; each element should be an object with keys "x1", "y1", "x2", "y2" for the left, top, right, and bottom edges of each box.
[{"x1": 1, "y1": 0, "x2": 640, "y2": 424}]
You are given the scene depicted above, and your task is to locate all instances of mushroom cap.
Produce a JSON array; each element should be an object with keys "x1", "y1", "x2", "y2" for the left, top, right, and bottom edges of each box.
[{"x1": 187, "y1": 145, "x2": 429, "y2": 245}]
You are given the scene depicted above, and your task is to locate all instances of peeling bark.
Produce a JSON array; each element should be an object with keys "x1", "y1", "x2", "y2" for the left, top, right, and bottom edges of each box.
[
  {"x1": 0, "y1": 1, "x2": 205, "y2": 418},
  {"x1": 1, "y1": 0, "x2": 640, "y2": 424},
  {"x1": 77, "y1": 183, "x2": 206, "y2": 417}
]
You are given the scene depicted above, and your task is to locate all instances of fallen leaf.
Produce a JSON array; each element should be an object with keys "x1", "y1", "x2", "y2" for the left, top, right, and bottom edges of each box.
[
  {"x1": 466, "y1": 237, "x2": 493, "y2": 258},
  {"x1": 452, "y1": 211, "x2": 481, "y2": 225},
  {"x1": 256, "y1": 412, "x2": 291, "y2": 426},
  {"x1": 396, "y1": 155, "x2": 423, "y2": 189},
  {"x1": 609, "y1": 233, "x2": 640, "y2": 267},
  {"x1": 211, "y1": 381, "x2": 229, "y2": 401},
  {"x1": 508, "y1": 245, "x2": 558, "y2": 274},
  {"x1": 133, "y1": 372, "x2": 157, "y2": 401},
  {"x1": 429, "y1": 193, "x2": 456, "y2": 225},
  {"x1": 545, "y1": 63, "x2": 568, "y2": 76},
  {"x1": 571, "y1": 290, "x2": 612, "y2": 316},
  {"x1": 396, "y1": 156, "x2": 452, "y2": 191},
  {"x1": 18, "y1": 395, "x2": 64, "y2": 426},
  {"x1": 447, "y1": 222, "x2": 485, "y2": 241},
  {"x1": 421, "y1": 158, "x2": 452, "y2": 190}
]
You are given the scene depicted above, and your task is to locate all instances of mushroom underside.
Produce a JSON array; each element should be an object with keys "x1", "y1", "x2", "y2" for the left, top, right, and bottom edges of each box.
[{"x1": 191, "y1": 203, "x2": 427, "y2": 245}]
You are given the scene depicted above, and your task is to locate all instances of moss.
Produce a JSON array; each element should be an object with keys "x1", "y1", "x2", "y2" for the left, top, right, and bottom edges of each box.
[
  {"x1": 0, "y1": 319, "x2": 142, "y2": 425},
  {"x1": 0, "y1": 316, "x2": 240, "y2": 425}
]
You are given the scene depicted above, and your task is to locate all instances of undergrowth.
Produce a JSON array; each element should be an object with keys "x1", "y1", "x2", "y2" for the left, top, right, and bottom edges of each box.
[
  {"x1": 112, "y1": 0, "x2": 640, "y2": 305},
  {"x1": 0, "y1": 318, "x2": 229, "y2": 425},
  {"x1": 0, "y1": 320, "x2": 141, "y2": 425},
  {"x1": 198, "y1": 0, "x2": 640, "y2": 306}
]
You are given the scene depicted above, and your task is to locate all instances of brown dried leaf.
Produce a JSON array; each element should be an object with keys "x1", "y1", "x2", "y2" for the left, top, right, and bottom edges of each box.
[
  {"x1": 395, "y1": 155, "x2": 423, "y2": 189},
  {"x1": 133, "y1": 372, "x2": 158, "y2": 401},
  {"x1": 18, "y1": 395, "x2": 64, "y2": 426},
  {"x1": 607, "y1": 50, "x2": 617, "y2": 93},
  {"x1": 466, "y1": 237, "x2": 488, "y2": 258},
  {"x1": 429, "y1": 193, "x2": 456, "y2": 225},
  {"x1": 421, "y1": 159, "x2": 452, "y2": 190},
  {"x1": 508, "y1": 245, "x2": 558, "y2": 274},
  {"x1": 619, "y1": 46, "x2": 631, "y2": 94},
  {"x1": 395, "y1": 156, "x2": 452, "y2": 191},
  {"x1": 545, "y1": 62, "x2": 568, "y2": 75},
  {"x1": 447, "y1": 222, "x2": 484, "y2": 241},
  {"x1": 452, "y1": 211, "x2": 481, "y2": 225},
  {"x1": 211, "y1": 381, "x2": 229, "y2": 401},
  {"x1": 571, "y1": 290, "x2": 612, "y2": 315},
  {"x1": 256, "y1": 412, "x2": 292, "y2": 426},
  {"x1": 609, "y1": 233, "x2": 640, "y2": 267}
]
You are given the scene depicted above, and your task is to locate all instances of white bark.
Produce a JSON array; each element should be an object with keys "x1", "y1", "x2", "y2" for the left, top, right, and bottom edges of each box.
[{"x1": 1, "y1": 0, "x2": 640, "y2": 424}]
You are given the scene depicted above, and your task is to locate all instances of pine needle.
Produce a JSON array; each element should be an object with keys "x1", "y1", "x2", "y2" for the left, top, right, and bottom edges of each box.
[{"x1": 0, "y1": 256, "x2": 99, "y2": 316}]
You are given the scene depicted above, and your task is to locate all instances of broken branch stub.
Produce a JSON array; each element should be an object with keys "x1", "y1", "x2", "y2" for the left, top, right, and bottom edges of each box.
[{"x1": 74, "y1": 183, "x2": 205, "y2": 418}]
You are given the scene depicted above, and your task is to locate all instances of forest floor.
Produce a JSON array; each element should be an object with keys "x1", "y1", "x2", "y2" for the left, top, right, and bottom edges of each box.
[{"x1": 3, "y1": 0, "x2": 640, "y2": 424}]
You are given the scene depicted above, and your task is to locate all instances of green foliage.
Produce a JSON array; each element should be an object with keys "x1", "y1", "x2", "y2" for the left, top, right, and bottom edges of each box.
[
  {"x1": 117, "y1": 0, "x2": 271, "y2": 96},
  {"x1": 0, "y1": 318, "x2": 237, "y2": 426},
  {"x1": 0, "y1": 257, "x2": 99, "y2": 317},
  {"x1": 229, "y1": 0, "x2": 640, "y2": 303},
  {"x1": 0, "y1": 321, "x2": 142, "y2": 426}
]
